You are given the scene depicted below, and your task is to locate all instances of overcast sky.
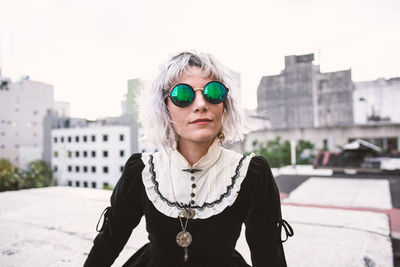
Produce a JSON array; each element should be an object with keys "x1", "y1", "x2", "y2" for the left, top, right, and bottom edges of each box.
[{"x1": 0, "y1": 0, "x2": 399, "y2": 119}]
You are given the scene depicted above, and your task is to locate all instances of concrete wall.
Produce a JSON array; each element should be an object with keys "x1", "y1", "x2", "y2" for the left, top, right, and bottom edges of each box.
[
  {"x1": 317, "y1": 70, "x2": 353, "y2": 127},
  {"x1": 257, "y1": 53, "x2": 354, "y2": 130}
]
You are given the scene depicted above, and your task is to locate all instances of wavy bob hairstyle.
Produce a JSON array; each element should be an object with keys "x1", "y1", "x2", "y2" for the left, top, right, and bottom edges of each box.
[{"x1": 139, "y1": 51, "x2": 248, "y2": 149}]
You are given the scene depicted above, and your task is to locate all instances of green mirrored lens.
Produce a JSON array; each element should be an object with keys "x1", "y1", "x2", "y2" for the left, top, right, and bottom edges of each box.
[
  {"x1": 203, "y1": 82, "x2": 227, "y2": 104},
  {"x1": 170, "y1": 84, "x2": 194, "y2": 107}
]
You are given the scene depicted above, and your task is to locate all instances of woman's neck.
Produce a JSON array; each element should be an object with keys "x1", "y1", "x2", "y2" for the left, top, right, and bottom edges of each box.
[{"x1": 177, "y1": 139, "x2": 215, "y2": 166}]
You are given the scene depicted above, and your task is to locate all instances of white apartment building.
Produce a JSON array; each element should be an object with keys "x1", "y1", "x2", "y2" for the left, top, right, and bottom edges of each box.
[
  {"x1": 354, "y1": 77, "x2": 400, "y2": 124},
  {"x1": 51, "y1": 125, "x2": 132, "y2": 189},
  {"x1": 0, "y1": 76, "x2": 54, "y2": 166}
]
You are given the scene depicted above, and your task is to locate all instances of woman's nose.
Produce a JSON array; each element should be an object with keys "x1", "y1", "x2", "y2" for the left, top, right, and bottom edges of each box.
[{"x1": 192, "y1": 90, "x2": 208, "y2": 111}]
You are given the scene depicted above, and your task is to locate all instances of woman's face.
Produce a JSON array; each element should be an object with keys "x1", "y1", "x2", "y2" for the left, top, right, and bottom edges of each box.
[{"x1": 167, "y1": 67, "x2": 224, "y2": 148}]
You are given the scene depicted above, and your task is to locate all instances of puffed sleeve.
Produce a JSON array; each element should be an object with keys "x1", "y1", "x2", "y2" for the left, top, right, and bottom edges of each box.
[
  {"x1": 244, "y1": 156, "x2": 291, "y2": 267},
  {"x1": 84, "y1": 153, "x2": 145, "y2": 267}
]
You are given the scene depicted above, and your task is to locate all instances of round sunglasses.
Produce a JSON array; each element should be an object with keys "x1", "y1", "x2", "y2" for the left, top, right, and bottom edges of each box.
[{"x1": 167, "y1": 81, "x2": 229, "y2": 108}]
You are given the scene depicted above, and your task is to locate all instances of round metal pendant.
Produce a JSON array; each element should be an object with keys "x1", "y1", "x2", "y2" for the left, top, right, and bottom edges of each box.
[
  {"x1": 182, "y1": 208, "x2": 195, "y2": 219},
  {"x1": 176, "y1": 231, "x2": 192, "y2": 247}
]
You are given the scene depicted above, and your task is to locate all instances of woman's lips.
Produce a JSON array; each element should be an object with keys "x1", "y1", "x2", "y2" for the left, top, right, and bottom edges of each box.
[{"x1": 190, "y1": 119, "x2": 212, "y2": 125}]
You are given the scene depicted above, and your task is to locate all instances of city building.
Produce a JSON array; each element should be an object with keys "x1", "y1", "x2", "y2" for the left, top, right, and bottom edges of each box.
[
  {"x1": 0, "y1": 75, "x2": 54, "y2": 167},
  {"x1": 243, "y1": 122, "x2": 400, "y2": 155},
  {"x1": 122, "y1": 78, "x2": 144, "y2": 121},
  {"x1": 49, "y1": 114, "x2": 139, "y2": 188},
  {"x1": 257, "y1": 53, "x2": 353, "y2": 129},
  {"x1": 353, "y1": 77, "x2": 400, "y2": 124}
]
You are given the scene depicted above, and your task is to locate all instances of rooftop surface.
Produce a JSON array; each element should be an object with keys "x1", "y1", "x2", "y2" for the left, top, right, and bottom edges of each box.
[{"x1": 0, "y1": 168, "x2": 398, "y2": 266}]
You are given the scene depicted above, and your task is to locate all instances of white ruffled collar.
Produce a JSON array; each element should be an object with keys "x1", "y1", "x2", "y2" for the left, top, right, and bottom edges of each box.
[{"x1": 142, "y1": 139, "x2": 254, "y2": 219}]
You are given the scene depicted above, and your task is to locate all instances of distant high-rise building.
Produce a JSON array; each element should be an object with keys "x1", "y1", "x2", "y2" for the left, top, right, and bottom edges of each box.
[
  {"x1": 353, "y1": 77, "x2": 400, "y2": 124},
  {"x1": 122, "y1": 79, "x2": 143, "y2": 121},
  {"x1": 257, "y1": 53, "x2": 353, "y2": 129},
  {"x1": 0, "y1": 75, "x2": 54, "y2": 167}
]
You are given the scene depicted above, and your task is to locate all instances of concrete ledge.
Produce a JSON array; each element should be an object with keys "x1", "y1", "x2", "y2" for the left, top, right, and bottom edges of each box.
[{"x1": 0, "y1": 186, "x2": 394, "y2": 267}]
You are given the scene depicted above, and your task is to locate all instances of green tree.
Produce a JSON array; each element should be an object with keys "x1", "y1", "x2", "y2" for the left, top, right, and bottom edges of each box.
[
  {"x1": 296, "y1": 139, "x2": 315, "y2": 165},
  {"x1": 0, "y1": 159, "x2": 22, "y2": 192},
  {"x1": 251, "y1": 137, "x2": 291, "y2": 168},
  {"x1": 23, "y1": 160, "x2": 54, "y2": 189}
]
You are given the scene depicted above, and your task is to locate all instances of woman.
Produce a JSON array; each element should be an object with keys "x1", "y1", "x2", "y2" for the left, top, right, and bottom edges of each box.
[{"x1": 84, "y1": 51, "x2": 293, "y2": 267}]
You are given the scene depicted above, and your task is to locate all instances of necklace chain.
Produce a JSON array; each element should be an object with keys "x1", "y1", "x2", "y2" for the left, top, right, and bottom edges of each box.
[{"x1": 170, "y1": 166, "x2": 198, "y2": 262}]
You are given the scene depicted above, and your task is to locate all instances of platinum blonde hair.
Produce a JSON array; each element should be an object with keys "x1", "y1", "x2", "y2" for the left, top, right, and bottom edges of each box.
[{"x1": 139, "y1": 51, "x2": 248, "y2": 149}]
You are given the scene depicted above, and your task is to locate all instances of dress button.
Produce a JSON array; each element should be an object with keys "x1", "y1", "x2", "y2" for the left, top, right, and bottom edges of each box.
[
  {"x1": 190, "y1": 200, "x2": 195, "y2": 205},
  {"x1": 190, "y1": 193, "x2": 195, "y2": 197},
  {"x1": 191, "y1": 176, "x2": 195, "y2": 181},
  {"x1": 191, "y1": 183, "x2": 196, "y2": 188}
]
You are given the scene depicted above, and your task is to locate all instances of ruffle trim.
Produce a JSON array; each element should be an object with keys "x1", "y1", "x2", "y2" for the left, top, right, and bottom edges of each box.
[{"x1": 141, "y1": 151, "x2": 254, "y2": 219}]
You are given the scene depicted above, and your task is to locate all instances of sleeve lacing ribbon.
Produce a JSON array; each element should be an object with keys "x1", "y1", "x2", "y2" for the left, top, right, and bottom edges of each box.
[
  {"x1": 96, "y1": 207, "x2": 112, "y2": 236},
  {"x1": 278, "y1": 219, "x2": 294, "y2": 243}
]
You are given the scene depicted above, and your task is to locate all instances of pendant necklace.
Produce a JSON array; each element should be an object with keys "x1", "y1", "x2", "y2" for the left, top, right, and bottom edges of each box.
[
  {"x1": 176, "y1": 210, "x2": 192, "y2": 262},
  {"x1": 171, "y1": 168, "x2": 199, "y2": 262}
]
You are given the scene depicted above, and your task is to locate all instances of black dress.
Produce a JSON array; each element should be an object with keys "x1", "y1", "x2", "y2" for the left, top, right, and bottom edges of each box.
[{"x1": 84, "y1": 153, "x2": 292, "y2": 267}]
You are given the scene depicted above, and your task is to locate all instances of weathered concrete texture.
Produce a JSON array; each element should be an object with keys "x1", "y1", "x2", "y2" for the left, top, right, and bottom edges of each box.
[
  {"x1": 282, "y1": 206, "x2": 392, "y2": 267},
  {"x1": 284, "y1": 177, "x2": 392, "y2": 210},
  {"x1": 0, "y1": 186, "x2": 393, "y2": 267},
  {"x1": 257, "y1": 53, "x2": 353, "y2": 129}
]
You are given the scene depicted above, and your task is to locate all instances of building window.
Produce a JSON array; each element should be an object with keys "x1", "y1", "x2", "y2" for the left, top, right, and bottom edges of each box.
[
  {"x1": 75, "y1": 181, "x2": 80, "y2": 187},
  {"x1": 103, "y1": 150, "x2": 108, "y2": 157},
  {"x1": 54, "y1": 137, "x2": 58, "y2": 143},
  {"x1": 75, "y1": 136, "x2": 79, "y2": 142},
  {"x1": 67, "y1": 180, "x2": 72, "y2": 186},
  {"x1": 319, "y1": 80, "x2": 328, "y2": 90},
  {"x1": 54, "y1": 166, "x2": 58, "y2": 172},
  {"x1": 103, "y1": 182, "x2": 109, "y2": 188},
  {"x1": 91, "y1": 151, "x2": 96, "y2": 158},
  {"x1": 83, "y1": 166, "x2": 88, "y2": 173},
  {"x1": 83, "y1": 181, "x2": 88, "y2": 188},
  {"x1": 103, "y1": 134, "x2": 108, "y2": 142},
  {"x1": 91, "y1": 135, "x2": 96, "y2": 142},
  {"x1": 91, "y1": 182, "x2": 97, "y2": 188},
  {"x1": 68, "y1": 166, "x2": 72, "y2": 172},
  {"x1": 83, "y1": 151, "x2": 88, "y2": 157},
  {"x1": 103, "y1": 166, "x2": 108, "y2": 173},
  {"x1": 83, "y1": 135, "x2": 87, "y2": 142},
  {"x1": 91, "y1": 166, "x2": 96, "y2": 173},
  {"x1": 54, "y1": 151, "x2": 58, "y2": 157},
  {"x1": 68, "y1": 151, "x2": 72, "y2": 158},
  {"x1": 61, "y1": 137, "x2": 64, "y2": 143},
  {"x1": 68, "y1": 136, "x2": 72, "y2": 143},
  {"x1": 75, "y1": 151, "x2": 80, "y2": 158},
  {"x1": 120, "y1": 134, "x2": 124, "y2": 141},
  {"x1": 75, "y1": 166, "x2": 80, "y2": 172},
  {"x1": 120, "y1": 150, "x2": 124, "y2": 157},
  {"x1": 120, "y1": 166, "x2": 124, "y2": 172}
]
